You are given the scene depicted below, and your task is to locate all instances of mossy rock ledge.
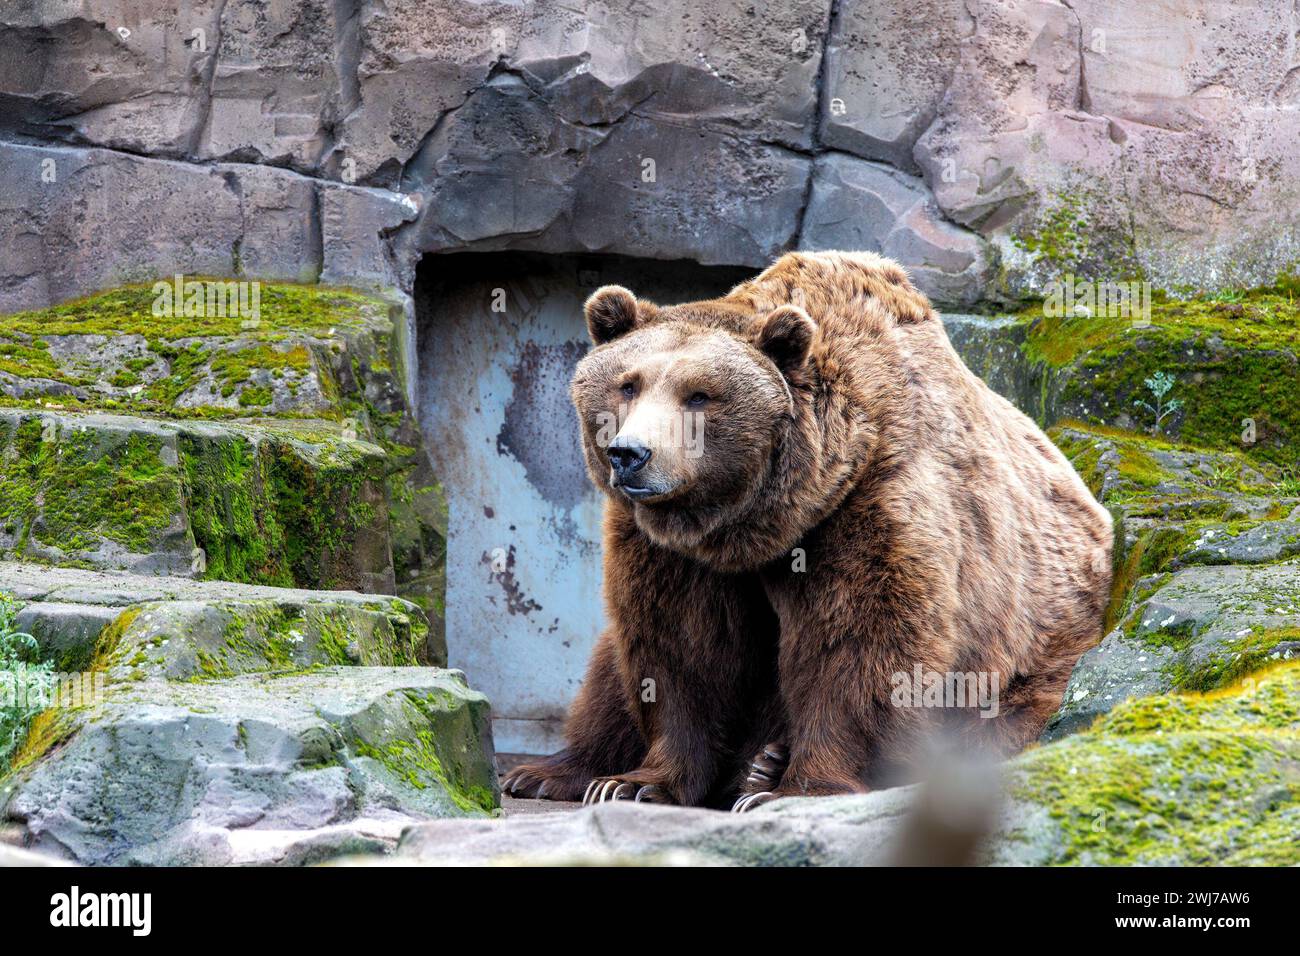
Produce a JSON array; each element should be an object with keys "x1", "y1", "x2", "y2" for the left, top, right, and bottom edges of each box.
[
  {"x1": 0, "y1": 564, "x2": 498, "y2": 866},
  {"x1": 944, "y1": 289, "x2": 1300, "y2": 467},
  {"x1": 1043, "y1": 425, "x2": 1300, "y2": 739},
  {"x1": 0, "y1": 280, "x2": 448, "y2": 661}
]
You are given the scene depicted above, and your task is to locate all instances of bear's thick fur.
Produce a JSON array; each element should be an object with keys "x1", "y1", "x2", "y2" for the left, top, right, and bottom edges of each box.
[{"x1": 502, "y1": 251, "x2": 1113, "y2": 809}]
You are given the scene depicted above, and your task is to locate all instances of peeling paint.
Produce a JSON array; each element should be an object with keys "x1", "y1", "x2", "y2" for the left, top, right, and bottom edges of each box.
[{"x1": 496, "y1": 339, "x2": 589, "y2": 511}]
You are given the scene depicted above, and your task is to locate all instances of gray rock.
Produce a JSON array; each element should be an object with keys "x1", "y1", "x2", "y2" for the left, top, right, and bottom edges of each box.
[
  {"x1": 198, "y1": 0, "x2": 348, "y2": 171},
  {"x1": 942, "y1": 314, "x2": 1049, "y2": 419},
  {"x1": 0, "y1": 843, "x2": 73, "y2": 867},
  {"x1": 6, "y1": 0, "x2": 1300, "y2": 309},
  {"x1": 1, "y1": 667, "x2": 498, "y2": 866},
  {"x1": 802, "y1": 153, "x2": 992, "y2": 306},
  {"x1": 319, "y1": 185, "x2": 420, "y2": 290},
  {"x1": 913, "y1": 0, "x2": 1300, "y2": 294},
  {"x1": 1054, "y1": 426, "x2": 1281, "y2": 507},
  {"x1": 1040, "y1": 628, "x2": 1177, "y2": 741},
  {"x1": 0, "y1": 561, "x2": 420, "y2": 615},
  {"x1": 0, "y1": 143, "x2": 243, "y2": 312},
  {"x1": 1044, "y1": 559, "x2": 1300, "y2": 739},
  {"x1": 2, "y1": 561, "x2": 429, "y2": 676},
  {"x1": 338, "y1": 0, "x2": 832, "y2": 185},
  {"x1": 394, "y1": 789, "x2": 918, "y2": 866},
  {"x1": 1177, "y1": 509, "x2": 1300, "y2": 567},
  {"x1": 15, "y1": 603, "x2": 122, "y2": 672},
  {"x1": 381, "y1": 664, "x2": 1300, "y2": 867},
  {"x1": 0, "y1": 141, "x2": 420, "y2": 313},
  {"x1": 0, "y1": 1, "x2": 222, "y2": 155},
  {"x1": 400, "y1": 90, "x2": 813, "y2": 268},
  {"x1": 821, "y1": 0, "x2": 971, "y2": 173}
]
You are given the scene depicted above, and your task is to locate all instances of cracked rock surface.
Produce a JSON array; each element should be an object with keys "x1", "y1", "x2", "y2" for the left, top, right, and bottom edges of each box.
[{"x1": 8, "y1": 1, "x2": 1294, "y2": 313}]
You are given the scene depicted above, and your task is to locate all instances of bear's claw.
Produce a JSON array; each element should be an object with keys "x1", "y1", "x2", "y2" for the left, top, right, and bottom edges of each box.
[
  {"x1": 732, "y1": 790, "x2": 778, "y2": 813},
  {"x1": 731, "y1": 742, "x2": 789, "y2": 812},
  {"x1": 582, "y1": 778, "x2": 675, "y2": 806},
  {"x1": 632, "y1": 784, "x2": 672, "y2": 803}
]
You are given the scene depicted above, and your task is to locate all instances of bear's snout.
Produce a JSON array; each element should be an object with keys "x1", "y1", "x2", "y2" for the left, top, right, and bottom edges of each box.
[{"x1": 607, "y1": 437, "x2": 652, "y2": 482}]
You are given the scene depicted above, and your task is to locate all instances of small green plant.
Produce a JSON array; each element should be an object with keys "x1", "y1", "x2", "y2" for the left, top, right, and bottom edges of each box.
[
  {"x1": 1, "y1": 592, "x2": 54, "y2": 766},
  {"x1": 1274, "y1": 466, "x2": 1300, "y2": 498},
  {"x1": 1133, "y1": 370, "x2": 1184, "y2": 435},
  {"x1": 1200, "y1": 461, "x2": 1241, "y2": 491},
  {"x1": 1207, "y1": 287, "x2": 1247, "y2": 304}
]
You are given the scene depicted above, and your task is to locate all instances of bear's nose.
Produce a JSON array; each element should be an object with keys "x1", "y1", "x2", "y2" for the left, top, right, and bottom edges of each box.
[{"x1": 608, "y1": 439, "x2": 651, "y2": 479}]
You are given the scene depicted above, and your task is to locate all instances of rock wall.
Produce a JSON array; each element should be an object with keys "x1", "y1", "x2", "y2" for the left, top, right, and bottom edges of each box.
[{"x1": 5, "y1": 0, "x2": 1299, "y2": 315}]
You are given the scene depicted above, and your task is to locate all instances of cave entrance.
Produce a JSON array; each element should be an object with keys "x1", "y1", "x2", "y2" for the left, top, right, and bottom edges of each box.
[{"x1": 415, "y1": 252, "x2": 751, "y2": 755}]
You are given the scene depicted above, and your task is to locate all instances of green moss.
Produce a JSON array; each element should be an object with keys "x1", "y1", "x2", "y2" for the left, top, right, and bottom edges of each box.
[
  {"x1": 0, "y1": 416, "x2": 181, "y2": 559},
  {"x1": 0, "y1": 281, "x2": 378, "y2": 340},
  {"x1": 4, "y1": 606, "x2": 141, "y2": 775},
  {"x1": 179, "y1": 431, "x2": 289, "y2": 587},
  {"x1": 352, "y1": 690, "x2": 498, "y2": 814},
  {"x1": 0, "y1": 340, "x2": 79, "y2": 383},
  {"x1": 0, "y1": 281, "x2": 387, "y2": 423},
  {"x1": 238, "y1": 385, "x2": 273, "y2": 407},
  {"x1": 1011, "y1": 192, "x2": 1097, "y2": 276},
  {"x1": 177, "y1": 428, "x2": 383, "y2": 590},
  {"x1": 1012, "y1": 662, "x2": 1300, "y2": 865},
  {"x1": 214, "y1": 605, "x2": 305, "y2": 675},
  {"x1": 1020, "y1": 288, "x2": 1300, "y2": 465},
  {"x1": 1165, "y1": 627, "x2": 1297, "y2": 693},
  {"x1": 6, "y1": 707, "x2": 80, "y2": 775},
  {"x1": 1052, "y1": 422, "x2": 1284, "y2": 506},
  {"x1": 1134, "y1": 617, "x2": 1197, "y2": 653}
]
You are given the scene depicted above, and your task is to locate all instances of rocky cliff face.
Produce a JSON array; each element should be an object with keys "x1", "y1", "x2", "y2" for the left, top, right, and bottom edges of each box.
[{"x1": 4, "y1": 0, "x2": 1299, "y2": 315}]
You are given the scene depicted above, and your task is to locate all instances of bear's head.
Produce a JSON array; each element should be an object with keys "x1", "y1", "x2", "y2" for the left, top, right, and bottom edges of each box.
[{"x1": 571, "y1": 284, "x2": 818, "y2": 567}]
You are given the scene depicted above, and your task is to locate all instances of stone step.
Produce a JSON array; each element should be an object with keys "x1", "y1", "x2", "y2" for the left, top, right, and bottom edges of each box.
[
  {"x1": 3, "y1": 562, "x2": 430, "y2": 672},
  {"x1": 1043, "y1": 558, "x2": 1300, "y2": 739},
  {"x1": 1, "y1": 562, "x2": 495, "y2": 865},
  {"x1": 2, "y1": 667, "x2": 497, "y2": 866}
]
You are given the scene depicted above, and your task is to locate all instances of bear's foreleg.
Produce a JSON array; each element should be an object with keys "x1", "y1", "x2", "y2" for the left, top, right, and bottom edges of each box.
[
  {"x1": 583, "y1": 516, "x2": 780, "y2": 806},
  {"x1": 584, "y1": 610, "x2": 780, "y2": 807},
  {"x1": 734, "y1": 616, "x2": 952, "y2": 811}
]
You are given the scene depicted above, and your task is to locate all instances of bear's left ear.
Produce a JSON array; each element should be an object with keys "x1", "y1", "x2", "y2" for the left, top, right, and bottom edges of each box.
[
  {"x1": 757, "y1": 304, "x2": 816, "y2": 376},
  {"x1": 584, "y1": 285, "x2": 641, "y2": 345}
]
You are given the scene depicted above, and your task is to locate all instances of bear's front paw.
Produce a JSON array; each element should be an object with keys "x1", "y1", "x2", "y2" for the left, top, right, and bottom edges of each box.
[
  {"x1": 582, "y1": 776, "x2": 676, "y2": 806},
  {"x1": 742, "y1": 742, "x2": 789, "y2": 793},
  {"x1": 730, "y1": 742, "x2": 789, "y2": 812},
  {"x1": 500, "y1": 754, "x2": 590, "y2": 801}
]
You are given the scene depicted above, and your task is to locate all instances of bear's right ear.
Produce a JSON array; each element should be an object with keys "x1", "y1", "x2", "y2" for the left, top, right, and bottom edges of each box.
[
  {"x1": 757, "y1": 304, "x2": 816, "y2": 377},
  {"x1": 584, "y1": 285, "x2": 640, "y2": 345}
]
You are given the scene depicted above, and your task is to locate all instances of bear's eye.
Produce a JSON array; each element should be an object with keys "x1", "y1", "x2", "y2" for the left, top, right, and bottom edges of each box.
[
  {"x1": 619, "y1": 382, "x2": 636, "y2": 399},
  {"x1": 686, "y1": 392, "x2": 709, "y2": 408}
]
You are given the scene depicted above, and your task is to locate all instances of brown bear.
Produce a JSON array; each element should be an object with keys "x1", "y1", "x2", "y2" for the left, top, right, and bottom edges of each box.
[{"x1": 502, "y1": 251, "x2": 1113, "y2": 810}]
